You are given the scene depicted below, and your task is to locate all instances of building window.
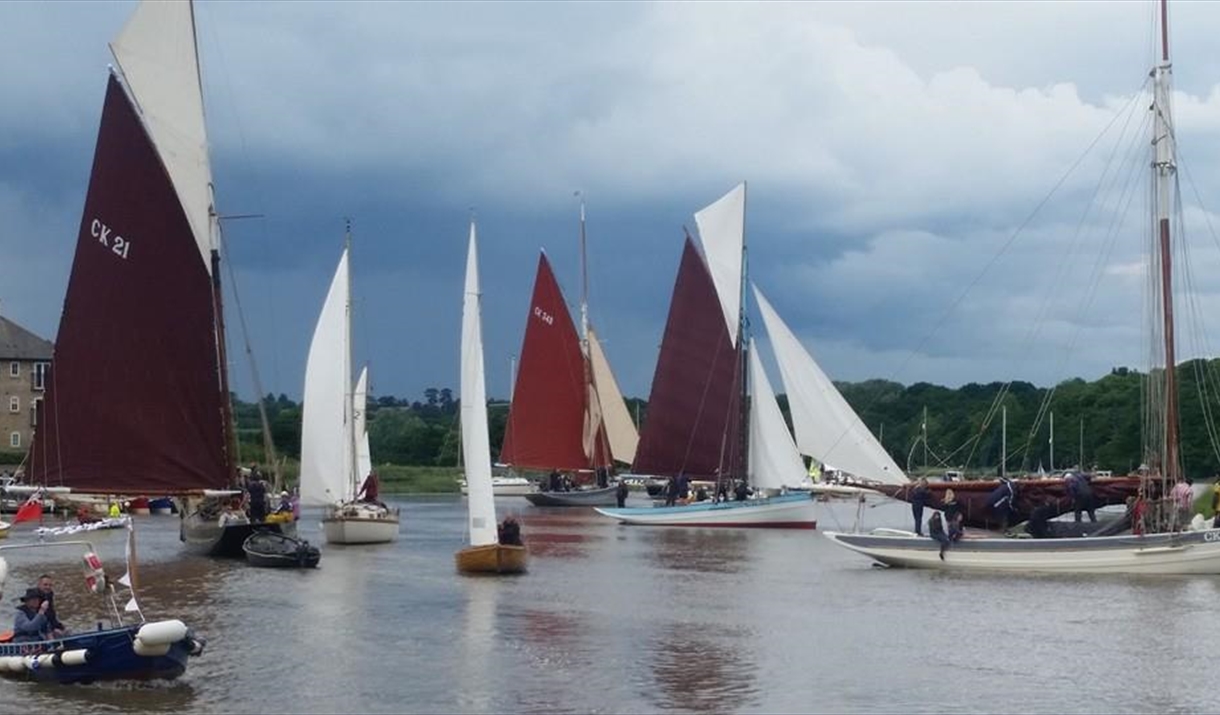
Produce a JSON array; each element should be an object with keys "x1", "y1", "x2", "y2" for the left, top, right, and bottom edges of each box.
[
  {"x1": 30, "y1": 398, "x2": 40, "y2": 427},
  {"x1": 8, "y1": 396, "x2": 17, "y2": 414},
  {"x1": 8, "y1": 432, "x2": 18, "y2": 449},
  {"x1": 7, "y1": 362, "x2": 16, "y2": 378},
  {"x1": 33, "y1": 362, "x2": 49, "y2": 391}
]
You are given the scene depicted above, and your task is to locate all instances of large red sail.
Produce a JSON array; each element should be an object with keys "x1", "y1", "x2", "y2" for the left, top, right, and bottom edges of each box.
[
  {"x1": 633, "y1": 237, "x2": 743, "y2": 480},
  {"x1": 27, "y1": 75, "x2": 231, "y2": 493},
  {"x1": 500, "y1": 253, "x2": 599, "y2": 472}
]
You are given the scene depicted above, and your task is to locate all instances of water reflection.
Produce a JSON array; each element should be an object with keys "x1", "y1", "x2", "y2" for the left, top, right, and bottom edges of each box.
[
  {"x1": 645, "y1": 528, "x2": 748, "y2": 574},
  {"x1": 646, "y1": 624, "x2": 759, "y2": 712},
  {"x1": 456, "y1": 580, "x2": 499, "y2": 713}
]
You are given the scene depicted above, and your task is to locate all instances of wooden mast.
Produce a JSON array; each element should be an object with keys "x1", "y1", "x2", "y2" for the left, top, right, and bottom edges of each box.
[{"x1": 1154, "y1": 0, "x2": 1179, "y2": 485}]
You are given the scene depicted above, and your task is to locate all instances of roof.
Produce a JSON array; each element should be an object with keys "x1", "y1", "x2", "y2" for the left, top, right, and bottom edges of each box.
[{"x1": 0, "y1": 315, "x2": 53, "y2": 361}]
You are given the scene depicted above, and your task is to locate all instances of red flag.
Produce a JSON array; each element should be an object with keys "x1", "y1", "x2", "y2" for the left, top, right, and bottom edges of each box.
[{"x1": 13, "y1": 492, "x2": 42, "y2": 524}]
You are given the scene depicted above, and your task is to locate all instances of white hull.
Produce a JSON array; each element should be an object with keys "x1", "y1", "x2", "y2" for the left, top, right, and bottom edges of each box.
[
  {"x1": 459, "y1": 477, "x2": 535, "y2": 497},
  {"x1": 595, "y1": 493, "x2": 816, "y2": 528},
  {"x1": 322, "y1": 503, "x2": 400, "y2": 544},
  {"x1": 825, "y1": 529, "x2": 1220, "y2": 575}
]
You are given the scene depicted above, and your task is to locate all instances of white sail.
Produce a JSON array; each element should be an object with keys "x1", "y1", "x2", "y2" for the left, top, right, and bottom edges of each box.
[
  {"x1": 110, "y1": 0, "x2": 215, "y2": 267},
  {"x1": 462, "y1": 222, "x2": 498, "y2": 547},
  {"x1": 753, "y1": 285, "x2": 908, "y2": 485},
  {"x1": 300, "y1": 248, "x2": 354, "y2": 506},
  {"x1": 747, "y1": 340, "x2": 806, "y2": 491},
  {"x1": 587, "y1": 327, "x2": 639, "y2": 464},
  {"x1": 694, "y1": 182, "x2": 746, "y2": 345},
  {"x1": 354, "y1": 366, "x2": 372, "y2": 484}
]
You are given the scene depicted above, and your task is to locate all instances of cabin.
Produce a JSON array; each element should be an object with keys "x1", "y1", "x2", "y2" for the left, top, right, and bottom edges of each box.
[{"x1": 0, "y1": 314, "x2": 53, "y2": 455}]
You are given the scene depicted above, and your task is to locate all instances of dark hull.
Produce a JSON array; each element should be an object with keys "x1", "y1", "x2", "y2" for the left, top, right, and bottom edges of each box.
[
  {"x1": 524, "y1": 486, "x2": 618, "y2": 507},
  {"x1": 180, "y1": 515, "x2": 289, "y2": 558},
  {"x1": 875, "y1": 476, "x2": 1145, "y2": 531},
  {"x1": 243, "y1": 532, "x2": 321, "y2": 568},
  {"x1": 0, "y1": 625, "x2": 199, "y2": 684}
]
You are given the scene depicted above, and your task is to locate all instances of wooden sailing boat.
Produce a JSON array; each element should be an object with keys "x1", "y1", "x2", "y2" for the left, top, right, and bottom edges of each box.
[
  {"x1": 596, "y1": 183, "x2": 817, "y2": 528},
  {"x1": 826, "y1": 0, "x2": 1220, "y2": 573},
  {"x1": 300, "y1": 228, "x2": 400, "y2": 545},
  {"x1": 504, "y1": 202, "x2": 638, "y2": 507},
  {"x1": 457, "y1": 221, "x2": 527, "y2": 574},
  {"x1": 24, "y1": 0, "x2": 284, "y2": 557}
]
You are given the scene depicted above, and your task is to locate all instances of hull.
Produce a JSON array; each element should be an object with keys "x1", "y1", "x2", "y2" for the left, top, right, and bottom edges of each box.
[
  {"x1": 243, "y1": 532, "x2": 321, "y2": 568},
  {"x1": 455, "y1": 543, "x2": 528, "y2": 574},
  {"x1": 524, "y1": 486, "x2": 617, "y2": 507},
  {"x1": 180, "y1": 511, "x2": 289, "y2": 558},
  {"x1": 595, "y1": 493, "x2": 817, "y2": 528},
  {"x1": 0, "y1": 623, "x2": 203, "y2": 684},
  {"x1": 460, "y1": 477, "x2": 536, "y2": 497},
  {"x1": 824, "y1": 528, "x2": 1220, "y2": 575},
  {"x1": 322, "y1": 503, "x2": 400, "y2": 544},
  {"x1": 874, "y1": 476, "x2": 1144, "y2": 530}
]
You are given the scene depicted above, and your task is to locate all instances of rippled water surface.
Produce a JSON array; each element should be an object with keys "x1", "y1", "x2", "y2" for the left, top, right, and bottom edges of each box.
[{"x1": 2, "y1": 496, "x2": 1216, "y2": 714}]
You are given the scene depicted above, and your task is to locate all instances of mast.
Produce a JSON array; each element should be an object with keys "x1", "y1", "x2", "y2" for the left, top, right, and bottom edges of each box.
[
  {"x1": 1001, "y1": 406, "x2": 1007, "y2": 479},
  {"x1": 345, "y1": 220, "x2": 359, "y2": 500},
  {"x1": 1153, "y1": 0, "x2": 1180, "y2": 484},
  {"x1": 735, "y1": 183, "x2": 750, "y2": 484},
  {"x1": 576, "y1": 191, "x2": 595, "y2": 470},
  {"x1": 1050, "y1": 411, "x2": 1055, "y2": 470},
  {"x1": 923, "y1": 406, "x2": 928, "y2": 470}
]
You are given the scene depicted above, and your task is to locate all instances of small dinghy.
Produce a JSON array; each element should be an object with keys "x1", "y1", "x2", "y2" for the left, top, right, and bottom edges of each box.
[{"x1": 242, "y1": 531, "x2": 321, "y2": 569}]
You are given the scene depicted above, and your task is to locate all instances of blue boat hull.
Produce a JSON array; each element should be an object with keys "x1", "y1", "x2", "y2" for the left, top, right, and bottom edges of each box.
[{"x1": 0, "y1": 625, "x2": 201, "y2": 684}]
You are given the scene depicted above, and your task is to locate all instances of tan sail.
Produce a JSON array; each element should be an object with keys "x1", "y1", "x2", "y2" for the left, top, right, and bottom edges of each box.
[{"x1": 588, "y1": 327, "x2": 638, "y2": 464}]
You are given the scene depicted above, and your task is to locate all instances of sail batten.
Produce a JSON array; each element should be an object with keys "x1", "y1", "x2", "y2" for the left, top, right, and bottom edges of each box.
[
  {"x1": 633, "y1": 237, "x2": 742, "y2": 480},
  {"x1": 753, "y1": 285, "x2": 908, "y2": 485},
  {"x1": 462, "y1": 224, "x2": 499, "y2": 547},
  {"x1": 500, "y1": 254, "x2": 596, "y2": 472}
]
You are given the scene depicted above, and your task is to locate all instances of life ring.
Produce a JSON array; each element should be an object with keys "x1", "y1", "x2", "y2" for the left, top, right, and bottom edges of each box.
[{"x1": 81, "y1": 551, "x2": 106, "y2": 594}]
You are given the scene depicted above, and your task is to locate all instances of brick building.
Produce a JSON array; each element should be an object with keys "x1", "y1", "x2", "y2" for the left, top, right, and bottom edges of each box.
[{"x1": 0, "y1": 315, "x2": 53, "y2": 453}]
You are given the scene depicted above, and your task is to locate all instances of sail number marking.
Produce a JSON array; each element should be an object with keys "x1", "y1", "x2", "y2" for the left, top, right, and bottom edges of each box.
[
  {"x1": 91, "y1": 219, "x2": 130, "y2": 260},
  {"x1": 533, "y1": 306, "x2": 554, "y2": 325}
]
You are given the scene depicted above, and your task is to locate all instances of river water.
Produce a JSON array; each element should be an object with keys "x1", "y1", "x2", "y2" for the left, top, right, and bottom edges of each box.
[{"x1": 0, "y1": 495, "x2": 1215, "y2": 714}]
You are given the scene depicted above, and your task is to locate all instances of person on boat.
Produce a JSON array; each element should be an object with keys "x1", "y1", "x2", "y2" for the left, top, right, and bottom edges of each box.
[
  {"x1": 675, "y1": 473, "x2": 690, "y2": 501},
  {"x1": 1171, "y1": 476, "x2": 1195, "y2": 529},
  {"x1": 985, "y1": 478, "x2": 1018, "y2": 529},
  {"x1": 734, "y1": 480, "x2": 751, "y2": 502},
  {"x1": 1065, "y1": 471, "x2": 1096, "y2": 523},
  {"x1": 546, "y1": 470, "x2": 561, "y2": 492},
  {"x1": 714, "y1": 481, "x2": 729, "y2": 503},
  {"x1": 247, "y1": 474, "x2": 268, "y2": 522},
  {"x1": 1211, "y1": 477, "x2": 1220, "y2": 529},
  {"x1": 276, "y1": 491, "x2": 294, "y2": 514},
  {"x1": 1131, "y1": 494, "x2": 1148, "y2": 536},
  {"x1": 927, "y1": 512, "x2": 950, "y2": 560},
  {"x1": 497, "y1": 516, "x2": 523, "y2": 546},
  {"x1": 910, "y1": 478, "x2": 931, "y2": 536},
  {"x1": 596, "y1": 466, "x2": 609, "y2": 489},
  {"x1": 1026, "y1": 504, "x2": 1056, "y2": 539},
  {"x1": 13, "y1": 588, "x2": 51, "y2": 643},
  {"x1": 941, "y1": 489, "x2": 964, "y2": 541},
  {"x1": 615, "y1": 479, "x2": 629, "y2": 508},
  {"x1": 35, "y1": 574, "x2": 67, "y2": 638},
  {"x1": 107, "y1": 501, "x2": 121, "y2": 519},
  {"x1": 665, "y1": 477, "x2": 679, "y2": 507},
  {"x1": 358, "y1": 470, "x2": 381, "y2": 504}
]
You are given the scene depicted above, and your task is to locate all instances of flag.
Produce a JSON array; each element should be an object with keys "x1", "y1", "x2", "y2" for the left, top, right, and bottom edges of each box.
[{"x1": 13, "y1": 491, "x2": 42, "y2": 524}]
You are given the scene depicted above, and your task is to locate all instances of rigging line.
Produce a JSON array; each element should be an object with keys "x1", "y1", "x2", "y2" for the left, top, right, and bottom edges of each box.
[
  {"x1": 884, "y1": 84, "x2": 1148, "y2": 391},
  {"x1": 1176, "y1": 154, "x2": 1220, "y2": 437}
]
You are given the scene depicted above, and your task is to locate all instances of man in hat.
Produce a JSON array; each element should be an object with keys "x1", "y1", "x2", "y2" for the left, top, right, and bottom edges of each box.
[{"x1": 13, "y1": 587, "x2": 50, "y2": 643}]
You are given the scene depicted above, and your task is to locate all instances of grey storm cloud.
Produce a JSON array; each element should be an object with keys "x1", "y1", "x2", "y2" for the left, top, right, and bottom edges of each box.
[{"x1": 4, "y1": 1, "x2": 1220, "y2": 403}]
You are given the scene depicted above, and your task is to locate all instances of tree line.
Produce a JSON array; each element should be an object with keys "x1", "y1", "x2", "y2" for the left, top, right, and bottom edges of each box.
[{"x1": 232, "y1": 359, "x2": 1220, "y2": 479}]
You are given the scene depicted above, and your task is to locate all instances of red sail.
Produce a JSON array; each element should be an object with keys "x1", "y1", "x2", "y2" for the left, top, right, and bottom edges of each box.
[
  {"x1": 500, "y1": 253, "x2": 598, "y2": 472},
  {"x1": 27, "y1": 75, "x2": 231, "y2": 493},
  {"x1": 633, "y1": 237, "x2": 743, "y2": 480}
]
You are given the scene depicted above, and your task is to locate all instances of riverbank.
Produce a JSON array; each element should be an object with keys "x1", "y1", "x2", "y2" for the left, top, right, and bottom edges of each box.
[{"x1": 378, "y1": 465, "x2": 462, "y2": 494}]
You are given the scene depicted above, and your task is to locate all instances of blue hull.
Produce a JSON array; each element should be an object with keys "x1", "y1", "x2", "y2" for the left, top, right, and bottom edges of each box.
[{"x1": 0, "y1": 625, "x2": 199, "y2": 684}]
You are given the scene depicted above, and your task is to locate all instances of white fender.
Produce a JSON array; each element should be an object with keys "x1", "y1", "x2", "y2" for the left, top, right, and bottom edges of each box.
[
  {"x1": 60, "y1": 649, "x2": 89, "y2": 666},
  {"x1": 132, "y1": 639, "x2": 171, "y2": 657},
  {"x1": 135, "y1": 619, "x2": 187, "y2": 646},
  {"x1": 34, "y1": 654, "x2": 55, "y2": 668},
  {"x1": 0, "y1": 656, "x2": 22, "y2": 672}
]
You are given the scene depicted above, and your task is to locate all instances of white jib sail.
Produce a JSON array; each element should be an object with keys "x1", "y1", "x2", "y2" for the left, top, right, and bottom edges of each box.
[
  {"x1": 753, "y1": 285, "x2": 908, "y2": 485},
  {"x1": 300, "y1": 248, "x2": 355, "y2": 506},
  {"x1": 355, "y1": 366, "x2": 372, "y2": 484},
  {"x1": 110, "y1": 0, "x2": 216, "y2": 266},
  {"x1": 747, "y1": 340, "x2": 806, "y2": 491},
  {"x1": 462, "y1": 222, "x2": 498, "y2": 547},
  {"x1": 694, "y1": 182, "x2": 746, "y2": 345},
  {"x1": 588, "y1": 327, "x2": 639, "y2": 464}
]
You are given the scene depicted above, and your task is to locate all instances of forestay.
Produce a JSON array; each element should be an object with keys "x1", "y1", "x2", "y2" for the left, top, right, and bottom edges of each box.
[
  {"x1": 462, "y1": 224, "x2": 498, "y2": 547},
  {"x1": 753, "y1": 286, "x2": 907, "y2": 485}
]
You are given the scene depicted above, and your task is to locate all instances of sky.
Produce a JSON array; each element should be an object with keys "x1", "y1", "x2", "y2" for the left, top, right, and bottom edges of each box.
[{"x1": 5, "y1": 0, "x2": 1220, "y2": 404}]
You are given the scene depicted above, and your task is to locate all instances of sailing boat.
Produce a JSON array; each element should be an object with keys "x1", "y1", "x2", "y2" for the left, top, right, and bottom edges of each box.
[
  {"x1": 456, "y1": 222, "x2": 527, "y2": 574},
  {"x1": 24, "y1": 0, "x2": 285, "y2": 557},
  {"x1": 595, "y1": 183, "x2": 818, "y2": 528},
  {"x1": 504, "y1": 203, "x2": 638, "y2": 507},
  {"x1": 825, "y1": 0, "x2": 1220, "y2": 573},
  {"x1": 300, "y1": 229, "x2": 400, "y2": 545}
]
